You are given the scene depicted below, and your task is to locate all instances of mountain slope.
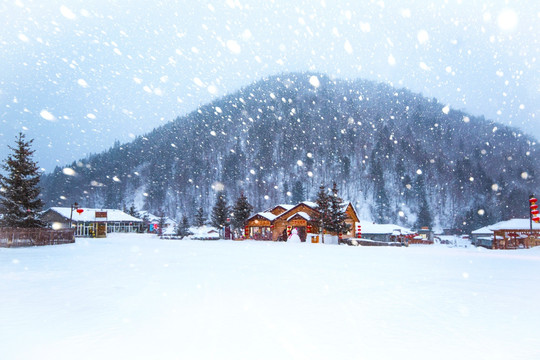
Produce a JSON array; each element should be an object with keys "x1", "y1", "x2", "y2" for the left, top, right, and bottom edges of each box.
[{"x1": 40, "y1": 72, "x2": 539, "y2": 231}]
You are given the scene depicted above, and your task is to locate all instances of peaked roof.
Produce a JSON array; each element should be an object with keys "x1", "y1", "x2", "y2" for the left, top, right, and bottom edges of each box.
[
  {"x1": 267, "y1": 204, "x2": 295, "y2": 212},
  {"x1": 138, "y1": 211, "x2": 177, "y2": 225},
  {"x1": 46, "y1": 207, "x2": 143, "y2": 223},
  {"x1": 360, "y1": 222, "x2": 414, "y2": 235},
  {"x1": 248, "y1": 212, "x2": 278, "y2": 222},
  {"x1": 287, "y1": 211, "x2": 311, "y2": 221},
  {"x1": 472, "y1": 218, "x2": 540, "y2": 234}
]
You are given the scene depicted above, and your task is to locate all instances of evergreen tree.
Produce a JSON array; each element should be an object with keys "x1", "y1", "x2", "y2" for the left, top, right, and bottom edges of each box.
[
  {"x1": 127, "y1": 203, "x2": 140, "y2": 218},
  {"x1": 194, "y1": 206, "x2": 206, "y2": 227},
  {"x1": 414, "y1": 174, "x2": 433, "y2": 230},
  {"x1": 328, "y1": 182, "x2": 350, "y2": 235},
  {"x1": 158, "y1": 211, "x2": 166, "y2": 236},
  {"x1": 0, "y1": 133, "x2": 44, "y2": 228},
  {"x1": 312, "y1": 184, "x2": 331, "y2": 243},
  {"x1": 176, "y1": 215, "x2": 192, "y2": 238},
  {"x1": 291, "y1": 180, "x2": 305, "y2": 204},
  {"x1": 211, "y1": 192, "x2": 230, "y2": 229},
  {"x1": 282, "y1": 182, "x2": 290, "y2": 203},
  {"x1": 232, "y1": 192, "x2": 253, "y2": 230},
  {"x1": 415, "y1": 196, "x2": 433, "y2": 230}
]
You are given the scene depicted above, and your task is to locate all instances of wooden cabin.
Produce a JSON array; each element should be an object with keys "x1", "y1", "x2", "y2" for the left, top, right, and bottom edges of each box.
[{"x1": 244, "y1": 201, "x2": 359, "y2": 242}]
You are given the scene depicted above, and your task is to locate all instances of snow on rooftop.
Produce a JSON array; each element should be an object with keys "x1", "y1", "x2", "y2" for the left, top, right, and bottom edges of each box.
[
  {"x1": 48, "y1": 207, "x2": 143, "y2": 223},
  {"x1": 255, "y1": 212, "x2": 278, "y2": 221},
  {"x1": 287, "y1": 211, "x2": 311, "y2": 222},
  {"x1": 360, "y1": 221, "x2": 414, "y2": 235},
  {"x1": 301, "y1": 201, "x2": 318, "y2": 209},
  {"x1": 472, "y1": 219, "x2": 540, "y2": 234},
  {"x1": 276, "y1": 204, "x2": 295, "y2": 211}
]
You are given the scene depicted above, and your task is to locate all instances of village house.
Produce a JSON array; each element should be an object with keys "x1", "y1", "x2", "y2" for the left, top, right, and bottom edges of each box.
[
  {"x1": 41, "y1": 207, "x2": 144, "y2": 237},
  {"x1": 138, "y1": 211, "x2": 178, "y2": 234},
  {"x1": 244, "y1": 201, "x2": 359, "y2": 243}
]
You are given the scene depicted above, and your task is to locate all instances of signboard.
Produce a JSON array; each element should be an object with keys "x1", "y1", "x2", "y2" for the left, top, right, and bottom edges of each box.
[
  {"x1": 95, "y1": 211, "x2": 108, "y2": 218},
  {"x1": 290, "y1": 219, "x2": 306, "y2": 226}
]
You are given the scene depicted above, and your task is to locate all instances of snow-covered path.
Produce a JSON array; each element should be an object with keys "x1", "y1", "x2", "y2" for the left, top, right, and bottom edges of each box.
[{"x1": 1, "y1": 234, "x2": 539, "y2": 359}]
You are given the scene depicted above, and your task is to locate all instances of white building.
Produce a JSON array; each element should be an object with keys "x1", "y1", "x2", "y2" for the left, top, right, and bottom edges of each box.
[{"x1": 42, "y1": 207, "x2": 144, "y2": 237}]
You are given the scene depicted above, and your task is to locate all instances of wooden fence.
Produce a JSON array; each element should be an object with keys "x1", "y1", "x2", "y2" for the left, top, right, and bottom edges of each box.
[{"x1": 0, "y1": 228, "x2": 75, "y2": 248}]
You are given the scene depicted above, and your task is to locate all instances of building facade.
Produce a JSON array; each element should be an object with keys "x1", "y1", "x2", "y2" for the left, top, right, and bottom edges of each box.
[
  {"x1": 42, "y1": 207, "x2": 144, "y2": 237},
  {"x1": 245, "y1": 201, "x2": 359, "y2": 242}
]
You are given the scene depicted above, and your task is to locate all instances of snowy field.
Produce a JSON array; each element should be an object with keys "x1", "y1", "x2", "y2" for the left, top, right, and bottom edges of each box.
[{"x1": 1, "y1": 234, "x2": 539, "y2": 360}]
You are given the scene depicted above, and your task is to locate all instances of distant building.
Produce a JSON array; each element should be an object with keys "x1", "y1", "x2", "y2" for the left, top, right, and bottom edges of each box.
[
  {"x1": 471, "y1": 219, "x2": 540, "y2": 249},
  {"x1": 138, "y1": 211, "x2": 178, "y2": 234},
  {"x1": 359, "y1": 222, "x2": 415, "y2": 243},
  {"x1": 41, "y1": 207, "x2": 143, "y2": 237},
  {"x1": 245, "y1": 201, "x2": 359, "y2": 243}
]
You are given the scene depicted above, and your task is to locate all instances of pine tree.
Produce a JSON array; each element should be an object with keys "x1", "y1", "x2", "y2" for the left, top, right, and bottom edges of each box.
[
  {"x1": 312, "y1": 184, "x2": 331, "y2": 243},
  {"x1": 158, "y1": 211, "x2": 166, "y2": 236},
  {"x1": 291, "y1": 180, "x2": 305, "y2": 204},
  {"x1": 0, "y1": 133, "x2": 44, "y2": 228},
  {"x1": 414, "y1": 175, "x2": 433, "y2": 230},
  {"x1": 128, "y1": 203, "x2": 140, "y2": 218},
  {"x1": 328, "y1": 182, "x2": 350, "y2": 235},
  {"x1": 211, "y1": 192, "x2": 229, "y2": 229},
  {"x1": 194, "y1": 206, "x2": 206, "y2": 227},
  {"x1": 176, "y1": 215, "x2": 192, "y2": 238},
  {"x1": 232, "y1": 192, "x2": 253, "y2": 230}
]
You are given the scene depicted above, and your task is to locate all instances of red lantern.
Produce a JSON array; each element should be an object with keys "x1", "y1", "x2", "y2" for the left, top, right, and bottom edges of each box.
[
  {"x1": 76, "y1": 208, "x2": 84, "y2": 214},
  {"x1": 307, "y1": 224, "x2": 312, "y2": 233},
  {"x1": 244, "y1": 226, "x2": 249, "y2": 237},
  {"x1": 357, "y1": 224, "x2": 362, "y2": 238},
  {"x1": 530, "y1": 195, "x2": 540, "y2": 223}
]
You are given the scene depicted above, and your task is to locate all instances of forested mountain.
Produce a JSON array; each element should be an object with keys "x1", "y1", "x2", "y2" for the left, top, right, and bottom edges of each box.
[{"x1": 40, "y1": 72, "x2": 539, "y2": 232}]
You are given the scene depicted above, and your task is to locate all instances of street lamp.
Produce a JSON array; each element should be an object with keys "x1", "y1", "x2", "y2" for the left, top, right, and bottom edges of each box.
[{"x1": 69, "y1": 202, "x2": 79, "y2": 228}]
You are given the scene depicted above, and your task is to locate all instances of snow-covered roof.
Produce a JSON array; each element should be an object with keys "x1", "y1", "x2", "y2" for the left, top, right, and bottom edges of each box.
[
  {"x1": 477, "y1": 218, "x2": 540, "y2": 233},
  {"x1": 139, "y1": 211, "x2": 177, "y2": 226},
  {"x1": 360, "y1": 222, "x2": 414, "y2": 235},
  {"x1": 188, "y1": 225, "x2": 220, "y2": 239},
  {"x1": 255, "y1": 212, "x2": 278, "y2": 221},
  {"x1": 287, "y1": 211, "x2": 311, "y2": 221},
  {"x1": 48, "y1": 207, "x2": 143, "y2": 223},
  {"x1": 272, "y1": 204, "x2": 295, "y2": 211},
  {"x1": 189, "y1": 225, "x2": 219, "y2": 235},
  {"x1": 301, "y1": 201, "x2": 318, "y2": 209},
  {"x1": 471, "y1": 226, "x2": 493, "y2": 235}
]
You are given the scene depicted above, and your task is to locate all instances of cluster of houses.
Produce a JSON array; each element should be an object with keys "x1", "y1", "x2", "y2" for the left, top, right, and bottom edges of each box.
[{"x1": 37, "y1": 203, "x2": 540, "y2": 249}]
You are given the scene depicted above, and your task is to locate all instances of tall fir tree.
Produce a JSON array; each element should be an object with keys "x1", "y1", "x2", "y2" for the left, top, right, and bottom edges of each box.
[
  {"x1": 312, "y1": 184, "x2": 331, "y2": 243},
  {"x1": 414, "y1": 175, "x2": 433, "y2": 230},
  {"x1": 291, "y1": 180, "x2": 305, "y2": 204},
  {"x1": 176, "y1": 214, "x2": 192, "y2": 238},
  {"x1": 158, "y1": 211, "x2": 166, "y2": 236},
  {"x1": 232, "y1": 192, "x2": 253, "y2": 229},
  {"x1": 328, "y1": 182, "x2": 350, "y2": 235},
  {"x1": 0, "y1": 133, "x2": 44, "y2": 228},
  {"x1": 194, "y1": 206, "x2": 206, "y2": 227},
  {"x1": 211, "y1": 192, "x2": 230, "y2": 229}
]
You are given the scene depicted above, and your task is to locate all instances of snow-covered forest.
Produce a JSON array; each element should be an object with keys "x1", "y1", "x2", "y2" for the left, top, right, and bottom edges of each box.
[{"x1": 40, "y1": 73, "x2": 538, "y2": 231}]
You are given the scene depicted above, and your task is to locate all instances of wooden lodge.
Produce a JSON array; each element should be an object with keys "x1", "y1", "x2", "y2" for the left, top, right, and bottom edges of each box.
[{"x1": 245, "y1": 201, "x2": 360, "y2": 243}]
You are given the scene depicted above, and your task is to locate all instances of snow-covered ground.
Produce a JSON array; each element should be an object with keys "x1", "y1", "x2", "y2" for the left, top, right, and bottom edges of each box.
[{"x1": 1, "y1": 234, "x2": 539, "y2": 360}]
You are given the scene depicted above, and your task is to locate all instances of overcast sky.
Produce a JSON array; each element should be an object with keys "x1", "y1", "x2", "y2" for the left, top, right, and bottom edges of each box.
[{"x1": 1, "y1": 0, "x2": 539, "y2": 171}]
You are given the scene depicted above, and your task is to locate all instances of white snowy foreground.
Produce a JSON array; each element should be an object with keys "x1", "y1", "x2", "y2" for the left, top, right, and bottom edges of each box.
[{"x1": 1, "y1": 234, "x2": 539, "y2": 360}]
